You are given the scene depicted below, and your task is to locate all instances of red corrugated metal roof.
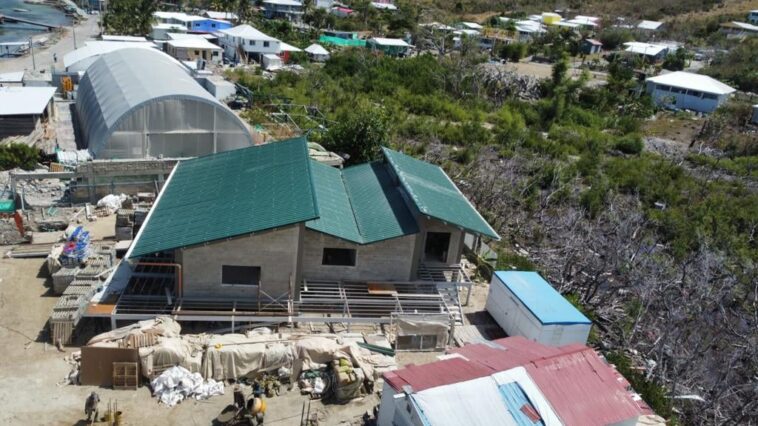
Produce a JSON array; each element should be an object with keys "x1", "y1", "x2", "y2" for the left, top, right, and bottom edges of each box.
[
  {"x1": 526, "y1": 346, "x2": 648, "y2": 425},
  {"x1": 384, "y1": 357, "x2": 493, "y2": 392},
  {"x1": 384, "y1": 336, "x2": 651, "y2": 424}
]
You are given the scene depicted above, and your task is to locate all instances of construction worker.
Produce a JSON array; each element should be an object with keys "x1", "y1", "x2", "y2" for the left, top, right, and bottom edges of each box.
[{"x1": 84, "y1": 391, "x2": 100, "y2": 422}]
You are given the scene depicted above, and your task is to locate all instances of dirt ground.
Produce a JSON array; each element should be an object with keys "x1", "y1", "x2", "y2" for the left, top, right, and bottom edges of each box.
[
  {"x1": 505, "y1": 60, "x2": 607, "y2": 86},
  {"x1": 643, "y1": 111, "x2": 704, "y2": 144},
  {"x1": 0, "y1": 215, "x2": 490, "y2": 425}
]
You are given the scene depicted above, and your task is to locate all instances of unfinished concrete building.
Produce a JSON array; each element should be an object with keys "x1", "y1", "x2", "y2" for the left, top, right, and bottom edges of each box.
[
  {"x1": 91, "y1": 137, "x2": 498, "y2": 327},
  {"x1": 75, "y1": 48, "x2": 253, "y2": 159}
]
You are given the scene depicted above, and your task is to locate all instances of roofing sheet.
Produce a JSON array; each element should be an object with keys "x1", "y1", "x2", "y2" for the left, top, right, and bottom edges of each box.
[
  {"x1": 305, "y1": 161, "x2": 419, "y2": 244},
  {"x1": 220, "y1": 25, "x2": 278, "y2": 41},
  {"x1": 623, "y1": 41, "x2": 667, "y2": 56},
  {"x1": 204, "y1": 11, "x2": 238, "y2": 20},
  {"x1": 167, "y1": 38, "x2": 222, "y2": 49},
  {"x1": 102, "y1": 35, "x2": 148, "y2": 42},
  {"x1": 384, "y1": 357, "x2": 494, "y2": 392},
  {"x1": 0, "y1": 71, "x2": 24, "y2": 84},
  {"x1": 382, "y1": 147, "x2": 499, "y2": 239},
  {"x1": 130, "y1": 137, "x2": 318, "y2": 257},
  {"x1": 370, "y1": 37, "x2": 410, "y2": 47},
  {"x1": 647, "y1": 71, "x2": 736, "y2": 95},
  {"x1": 637, "y1": 20, "x2": 663, "y2": 30},
  {"x1": 493, "y1": 271, "x2": 591, "y2": 325},
  {"x1": 0, "y1": 87, "x2": 55, "y2": 115},
  {"x1": 498, "y1": 382, "x2": 546, "y2": 426},
  {"x1": 526, "y1": 346, "x2": 648, "y2": 426}
]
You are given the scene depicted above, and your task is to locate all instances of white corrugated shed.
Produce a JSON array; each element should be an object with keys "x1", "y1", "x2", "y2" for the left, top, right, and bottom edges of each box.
[
  {"x1": 0, "y1": 87, "x2": 56, "y2": 115},
  {"x1": 304, "y1": 43, "x2": 329, "y2": 55},
  {"x1": 647, "y1": 71, "x2": 736, "y2": 95},
  {"x1": 486, "y1": 271, "x2": 592, "y2": 346},
  {"x1": 637, "y1": 20, "x2": 663, "y2": 30}
]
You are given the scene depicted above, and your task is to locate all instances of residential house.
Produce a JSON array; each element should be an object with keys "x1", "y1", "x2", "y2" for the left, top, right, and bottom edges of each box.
[
  {"x1": 637, "y1": 20, "x2": 664, "y2": 31},
  {"x1": 319, "y1": 30, "x2": 366, "y2": 47},
  {"x1": 261, "y1": 0, "x2": 304, "y2": 22},
  {"x1": 752, "y1": 104, "x2": 758, "y2": 124},
  {"x1": 315, "y1": 0, "x2": 336, "y2": 8},
  {"x1": 218, "y1": 24, "x2": 281, "y2": 63},
  {"x1": 165, "y1": 37, "x2": 223, "y2": 64},
  {"x1": 720, "y1": 21, "x2": 758, "y2": 38},
  {"x1": 370, "y1": 0, "x2": 397, "y2": 11},
  {"x1": 0, "y1": 71, "x2": 24, "y2": 87},
  {"x1": 581, "y1": 38, "x2": 602, "y2": 54},
  {"x1": 128, "y1": 137, "x2": 499, "y2": 301},
  {"x1": 623, "y1": 41, "x2": 669, "y2": 61},
  {"x1": 378, "y1": 336, "x2": 662, "y2": 426},
  {"x1": 646, "y1": 71, "x2": 736, "y2": 113},
  {"x1": 457, "y1": 22, "x2": 483, "y2": 31},
  {"x1": 153, "y1": 12, "x2": 232, "y2": 33},
  {"x1": 0, "y1": 86, "x2": 56, "y2": 139},
  {"x1": 367, "y1": 37, "x2": 412, "y2": 56},
  {"x1": 330, "y1": 6, "x2": 353, "y2": 18},
  {"x1": 748, "y1": 10, "x2": 758, "y2": 24}
]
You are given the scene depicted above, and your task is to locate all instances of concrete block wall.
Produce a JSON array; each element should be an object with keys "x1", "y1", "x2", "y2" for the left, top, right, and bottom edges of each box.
[
  {"x1": 180, "y1": 225, "x2": 300, "y2": 299},
  {"x1": 301, "y1": 230, "x2": 417, "y2": 282}
]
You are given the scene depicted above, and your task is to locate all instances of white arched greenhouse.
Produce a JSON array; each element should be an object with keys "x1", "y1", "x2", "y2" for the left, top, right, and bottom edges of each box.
[{"x1": 76, "y1": 48, "x2": 252, "y2": 159}]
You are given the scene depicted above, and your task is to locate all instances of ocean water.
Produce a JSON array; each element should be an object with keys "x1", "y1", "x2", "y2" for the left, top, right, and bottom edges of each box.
[{"x1": 0, "y1": 0, "x2": 71, "y2": 48}]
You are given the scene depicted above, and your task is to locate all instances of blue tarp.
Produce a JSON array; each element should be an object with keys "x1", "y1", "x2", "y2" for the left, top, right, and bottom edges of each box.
[
  {"x1": 493, "y1": 271, "x2": 591, "y2": 325},
  {"x1": 498, "y1": 382, "x2": 545, "y2": 426}
]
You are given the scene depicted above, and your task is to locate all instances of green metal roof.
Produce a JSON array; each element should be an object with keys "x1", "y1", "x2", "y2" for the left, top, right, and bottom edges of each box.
[
  {"x1": 306, "y1": 161, "x2": 419, "y2": 244},
  {"x1": 382, "y1": 147, "x2": 500, "y2": 240},
  {"x1": 130, "y1": 139, "x2": 497, "y2": 257},
  {"x1": 130, "y1": 137, "x2": 319, "y2": 257}
]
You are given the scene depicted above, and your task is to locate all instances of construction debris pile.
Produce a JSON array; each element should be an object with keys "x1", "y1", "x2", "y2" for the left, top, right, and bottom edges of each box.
[{"x1": 81, "y1": 318, "x2": 397, "y2": 404}]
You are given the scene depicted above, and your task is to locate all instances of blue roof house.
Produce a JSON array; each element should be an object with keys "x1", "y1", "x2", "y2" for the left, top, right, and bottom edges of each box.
[{"x1": 486, "y1": 271, "x2": 592, "y2": 346}]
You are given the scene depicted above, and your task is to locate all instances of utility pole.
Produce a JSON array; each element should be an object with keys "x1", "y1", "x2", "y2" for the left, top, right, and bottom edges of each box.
[
  {"x1": 29, "y1": 37, "x2": 36, "y2": 70},
  {"x1": 72, "y1": 23, "x2": 77, "y2": 49}
]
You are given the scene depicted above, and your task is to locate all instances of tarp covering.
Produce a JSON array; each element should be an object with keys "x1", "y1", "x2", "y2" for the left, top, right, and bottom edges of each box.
[
  {"x1": 201, "y1": 334, "x2": 295, "y2": 380},
  {"x1": 412, "y1": 376, "x2": 518, "y2": 426},
  {"x1": 396, "y1": 317, "x2": 450, "y2": 349}
]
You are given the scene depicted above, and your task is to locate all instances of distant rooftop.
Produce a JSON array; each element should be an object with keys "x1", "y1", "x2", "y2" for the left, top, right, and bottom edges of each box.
[
  {"x1": 647, "y1": 71, "x2": 736, "y2": 95},
  {"x1": 0, "y1": 87, "x2": 55, "y2": 115}
]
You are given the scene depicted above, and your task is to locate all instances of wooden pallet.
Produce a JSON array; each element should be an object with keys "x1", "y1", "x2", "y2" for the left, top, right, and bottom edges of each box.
[{"x1": 112, "y1": 362, "x2": 139, "y2": 390}]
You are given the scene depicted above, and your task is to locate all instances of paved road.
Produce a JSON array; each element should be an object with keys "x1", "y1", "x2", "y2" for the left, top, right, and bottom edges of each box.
[{"x1": 0, "y1": 15, "x2": 101, "y2": 73}]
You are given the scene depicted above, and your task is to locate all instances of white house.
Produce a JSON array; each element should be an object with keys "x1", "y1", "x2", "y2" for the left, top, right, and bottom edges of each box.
[
  {"x1": 568, "y1": 15, "x2": 600, "y2": 28},
  {"x1": 304, "y1": 43, "x2": 329, "y2": 61},
  {"x1": 261, "y1": 0, "x2": 304, "y2": 21},
  {"x1": 748, "y1": 10, "x2": 758, "y2": 24},
  {"x1": 218, "y1": 25, "x2": 281, "y2": 63},
  {"x1": 646, "y1": 71, "x2": 736, "y2": 113},
  {"x1": 457, "y1": 21, "x2": 483, "y2": 31},
  {"x1": 151, "y1": 23, "x2": 187, "y2": 40},
  {"x1": 623, "y1": 41, "x2": 669, "y2": 61},
  {"x1": 486, "y1": 271, "x2": 592, "y2": 346},
  {"x1": 370, "y1": 1, "x2": 397, "y2": 11},
  {"x1": 165, "y1": 37, "x2": 223, "y2": 64}
]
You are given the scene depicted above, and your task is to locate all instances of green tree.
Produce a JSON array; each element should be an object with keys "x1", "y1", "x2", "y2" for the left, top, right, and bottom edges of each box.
[
  {"x1": 662, "y1": 48, "x2": 688, "y2": 71},
  {"x1": 102, "y1": 0, "x2": 157, "y2": 36},
  {"x1": 0, "y1": 144, "x2": 40, "y2": 171},
  {"x1": 323, "y1": 102, "x2": 390, "y2": 164}
]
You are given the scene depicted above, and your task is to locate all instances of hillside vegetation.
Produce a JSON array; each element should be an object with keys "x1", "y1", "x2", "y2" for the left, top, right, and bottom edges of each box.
[{"x1": 231, "y1": 47, "x2": 758, "y2": 424}]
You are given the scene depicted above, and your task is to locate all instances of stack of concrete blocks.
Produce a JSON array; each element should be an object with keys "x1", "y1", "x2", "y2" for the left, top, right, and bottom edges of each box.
[
  {"x1": 49, "y1": 244, "x2": 115, "y2": 345},
  {"x1": 116, "y1": 208, "x2": 135, "y2": 241},
  {"x1": 52, "y1": 266, "x2": 80, "y2": 294}
]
